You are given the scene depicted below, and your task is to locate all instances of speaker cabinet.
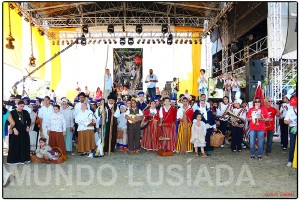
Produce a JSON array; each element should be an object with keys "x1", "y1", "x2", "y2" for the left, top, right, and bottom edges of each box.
[{"x1": 246, "y1": 60, "x2": 264, "y2": 82}]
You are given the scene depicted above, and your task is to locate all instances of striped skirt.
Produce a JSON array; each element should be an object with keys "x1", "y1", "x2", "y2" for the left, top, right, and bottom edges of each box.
[
  {"x1": 157, "y1": 123, "x2": 177, "y2": 152},
  {"x1": 141, "y1": 121, "x2": 159, "y2": 151},
  {"x1": 77, "y1": 130, "x2": 96, "y2": 153},
  {"x1": 176, "y1": 122, "x2": 193, "y2": 153}
]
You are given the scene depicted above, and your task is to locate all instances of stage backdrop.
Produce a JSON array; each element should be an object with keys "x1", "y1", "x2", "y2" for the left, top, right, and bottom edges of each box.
[{"x1": 113, "y1": 48, "x2": 143, "y2": 91}]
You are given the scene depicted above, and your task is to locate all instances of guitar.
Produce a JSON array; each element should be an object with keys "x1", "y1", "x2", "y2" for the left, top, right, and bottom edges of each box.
[{"x1": 127, "y1": 113, "x2": 154, "y2": 124}]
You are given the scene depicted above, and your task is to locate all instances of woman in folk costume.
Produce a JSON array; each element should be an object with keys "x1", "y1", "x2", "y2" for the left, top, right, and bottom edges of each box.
[
  {"x1": 104, "y1": 93, "x2": 120, "y2": 154},
  {"x1": 230, "y1": 92, "x2": 246, "y2": 152},
  {"x1": 60, "y1": 98, "x2": 75, "y2": 155},
  {"x1": 47, "y1": 105, "x2": 67, "y2": 156},
  {"x1": 190, "y1": 113, "x2": 207, "y2": 157},
  {"x1": 176, "y1": 97, "x2": 194, "y2": 154},
  {"x1": 142, "y1": 100, "x2": 160, "y2": 151},
  {"x1": 28, "y1": 101, "x2": 37, "y2": 151},
  {"x1": 193, "y1": 99, "x2": 217, "y2": 156},
  {"x1": 75, "y1": 103, "x2": 96, "y2": 156},
  {"x1": 216, "y1": 96, "x2": 232, "y2": 147},
  {"x1": 158, "y1": 97, "x2": 177, "y2": 152},
  {"x1": 7, "y1": 101, "x2": 31, "y2": 164}
]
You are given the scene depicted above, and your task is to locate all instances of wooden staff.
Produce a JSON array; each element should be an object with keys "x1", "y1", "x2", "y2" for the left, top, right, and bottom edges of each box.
[
  {"x1": 108, "y1": 103, "x2": 114, "y2": 156},
  {"x1": 101, "y1": 105, "x2": 106, "y2": 152}
]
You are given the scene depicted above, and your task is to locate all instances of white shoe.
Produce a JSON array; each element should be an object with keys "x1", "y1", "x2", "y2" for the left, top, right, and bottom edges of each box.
[
  {"x1": 87, "y1": 153, "x2": 94, "y2": 158},
  {"x1": 220, "y1": 145, "x2": 225, "y2": 148},
  {"x1": 287, "y1": 162, "x2": 292, "y2": 167}
]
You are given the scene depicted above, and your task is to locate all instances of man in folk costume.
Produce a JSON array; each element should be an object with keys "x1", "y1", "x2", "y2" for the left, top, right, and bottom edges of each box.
[
  {"x1": 193, "y1": 99, "x2": 217, "y2": 156},
  {"x1": 125, "y1": 99, "x2": 144, "y2": 154},
  {"x1": 137, "y1": 91, "x2": 148, "y2": 112},
  {"x1": 104, "y1": 93, "x2": 120, "y2": 154},
  {"x1": 279, "y1": 88, "x2": 293, "y2": 150},
  {"x1": 176, "y1": 97, "x2": 194, "y2": 154},
  {"x1": 158, "y1": 97, "x2": 177, "y2": 152},
  {"x1": 214, "y1": 73, "x2": 225, "y2": 98},
  {"x1": 142, "y1": 100, "x2": 160, "y2": 151},
  {"x1": 216, "y1": 96, "x2": 232, "y2": 148},
  {"x1": 230, "y1": 92, "x2": 246, "y2": 152},
  {"x1": 38, "y1": 96, "x2": 54, "y2": 142}
]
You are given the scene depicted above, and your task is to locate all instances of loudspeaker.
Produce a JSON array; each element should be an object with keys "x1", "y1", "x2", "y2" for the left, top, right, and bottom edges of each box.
[
  {"x1": 246, "y1": 60, "x2": 264, "y2": 82},
  {"x1": 245, "y1": 82, "x2": 259, "y2": 103}
]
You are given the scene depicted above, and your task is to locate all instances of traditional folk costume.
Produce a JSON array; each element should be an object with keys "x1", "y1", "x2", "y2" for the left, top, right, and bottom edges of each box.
[
  {"x1": 176, "y1": 106, "x2": 194, "y2": 154},
  {"x1": 117, "y1": 109, "x2": 128, "y2": 150},
  {"x1": 142, "y1": 108, "x2": 160, "y2": 151},
  {"x1": 48, "y1": 112, "x2": 67, "y2": 156},
  {"x1": 190, "y1": 120, "x2": 207, "y2": 147},
  {"x1": 60, "y1": 107, "x2": 74, "y2": 152},
  {"x1": 126, "y1": 107, "x2": 143, "y2": 152},
  {"x1": 75, "y1": 109, "x2": 96, "y2": 154},
  {"x1": 193, "y1": 107, "x2": 216, "y2": 153},
  {"x1": 216, "y1": 102, "x2": 232, "y2": 144},
  {"x1": 38, "y1": 105, "x2": 54, "y2": 142},
  {"x1": 7, "y1": 109, "x2": 31, "y2": 164},
  {"x1": 95, "y1": 105, "x2": 107, "y2": 145},
  {"x1": 230, "y1": 99, "x2": 246, "y2": 151},
  {"x1": 104, "y1": 101, "x2": 120, "y2": 153},
  {"x1": 29, "y1": 110, "x2": 37, "y2": 151},
  {"x1": 158, "y1": 106, "x2": 177, "y2": 152}
]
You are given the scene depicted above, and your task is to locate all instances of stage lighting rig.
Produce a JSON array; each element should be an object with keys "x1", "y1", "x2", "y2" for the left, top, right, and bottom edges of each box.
[
  {"x1": 120, "y1": 38, "x2": 126, "y2": 45},
  {"x1": 108, "y1": 24, "x2": 114, "y2": 34},
  {"x1": 82, "y1": 25, "x2": 89, "y2": 34},
  {"x1": 81, "y1": 34, "x2": 86, "y2": 46},
  {"x1": 167, "y1": 33, "x2": 173, "y2": 45},
  {"x1": 161, "y1": 24, "x2": 168, "y2": 34},
  {"x1": 9, "y1": 3, "x2": 15, "y2": 9},
  {"x1": 136, "y1": 24, "x2": 142, "y2": 34},
  {"x1": 29, "y1": 55, "x2": 36, "y2": 67},
  {"x1": 128, "y1": 38, "x2": 134, "y2": 45}
]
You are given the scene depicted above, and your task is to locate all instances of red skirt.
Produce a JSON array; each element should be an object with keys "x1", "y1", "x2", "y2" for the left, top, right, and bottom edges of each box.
[
  {"x1": 48, "y1": 131, "x2": 67, "y2": 156},
  {"x1": 157, "y1": 123, "x2": 176, "y2": 152},
  {"x1": 142, "y1": 120, "x2": 159, "y2": 150}
]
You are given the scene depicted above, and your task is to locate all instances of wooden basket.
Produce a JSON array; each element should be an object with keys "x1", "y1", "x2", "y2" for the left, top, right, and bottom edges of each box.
[
  {"x1": 156, "y1": 149, "x2": 174, "y2": 156},
  {"x1": 210, "y1": 130, "x2": 225, "y2": 147}
]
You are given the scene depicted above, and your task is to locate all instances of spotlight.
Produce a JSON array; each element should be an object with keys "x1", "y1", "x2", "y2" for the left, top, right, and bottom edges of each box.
[
  {"x1": 70, "y1": 39, "x2": 74, "y2": 43},
  {"x1": 142, "y1": 39, "x2": 145, "y2": 44},
  {"x1": 152, "y1": 39, "x2": 155, "y2": 44},
  {"x1": 156, "y1": 39, "x2": 160, "y2": 44},
  {"x1": 108, "y1": 39, "x2": 112, "y2": 44},
  {"x1": 57, "y1": 40, "x2": 60, "y2": 45},
  {"x1": 17, "y1": 11, "x2": 23, "y2": 17},
  {"x1": 88, "y1": 40, "x2": 92, "y2": 44},
  {"x1": 38, "y1": 28, "x2": 44, "y2": 36},
  {"x1": 128, "y1": 38, "x2": 134, "y2": 45},
  {"x1": 30, "y1": 22, "x2": 34, "y2": 26},
  {"x1": 24, "y1": 17, "x2": 29, "y2": 22},
  {"x1": 104, "y1": 40, "x2": 107, "y2": 44},
  {"x1": 29, "y1": 55, "x2": 36, "y2": 67},
  {"x1": 108, "y1": 24, "x2": 114, "y2": 34},
  {"x1": 82, "y1": 25, "x2": 89, "y2": 34},
  {"x1": 81, "y1": 34, "x2": 86, "y2": 46},
  {"x1": 189, "y1": 39, "x2": 192, "y2": 44},
  {"x1": 97, "y1": 39, "x2": 101, "y2": 44},
  {"x1": 93, "y1": 40, "x2": 96, "y2": 44},
  {"x1": 200, "y1": 39, "x2": 202, "y2": 44},
  {"x1": 120, "y1": 37, "x2": 126, "y2": 45},
  {"x1": 66, "y1": 19, "x2": 70, "y2": 26},
  {"x1": 194, "y1": 40, "x2": 198, "y2": 44},
  {"x1": 52, "y1": 41, "x2": 55, "y2": 45},
  {"x1": 147, "y1": 39, "x2": 150, "y2": 44},
  {"x1": 137, "y1": 39, "x2": 141, "y2": 44},
  {"x1": 6, "y1": 35, "x2": 15, "y2": 49},
  {"x1": 184, "y1": 39, "x2": 188, "y2": 44},
  {"x1": 61, "y1": 40, "x2": 65, "y2": 45},
  {"x1": 9, "y1": 3, "x2": 15, "y2": 10},
  {"x1": 180, "y1": 39, "x2": 183, "y2": 44},
  {"x1": 161, "y1": 24, "x2": 168, "y2": 34},
  {"x1": 161, "y1": 39, "x2": 165, "y2": 44},
  {"x1": 136, "y1": 24, "x2": 142, "y2": 34},
  {"x1": 113, "y1": 39, "x2": 117, "y2": 44},
  {"x1": 175, "y1": 39, "x2": 178, "y2": 44},
  {"x1": 167, "y1": 33, "x2": 173, "y2": 45},
  {"x1": 66, "y1": 40, "x2": 70, "y2": 45}
]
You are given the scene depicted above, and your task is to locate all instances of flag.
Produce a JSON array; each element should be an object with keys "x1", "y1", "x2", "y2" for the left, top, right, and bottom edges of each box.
[{"x1": 253, "y1": 81, "x2": 265, "y2": 107}]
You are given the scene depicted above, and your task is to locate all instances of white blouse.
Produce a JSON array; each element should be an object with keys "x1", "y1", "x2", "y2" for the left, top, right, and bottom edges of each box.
[
  {"x1": 118, "y1": 113, "x2": 127, "y2": 130},
  {"x1": 75, "y1": 109, "x2": 96, "y2": 131},
  {"x1": 47, "y1": 113, "x2": 66, "y2": 132},
  {"x1": 60, "y1": 108, "x2": 74, "y2": 128},
  {"x1": 177, "y1": 106, "x2": 191, "y2": 119},
  {"x1": 39, "y1": 105, "x2": 54, "y2": 126}
]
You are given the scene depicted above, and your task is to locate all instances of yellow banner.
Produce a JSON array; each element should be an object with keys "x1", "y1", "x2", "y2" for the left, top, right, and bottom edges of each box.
[{"x1": 50, "y1": 43, "x2": 61, "y2": 90}]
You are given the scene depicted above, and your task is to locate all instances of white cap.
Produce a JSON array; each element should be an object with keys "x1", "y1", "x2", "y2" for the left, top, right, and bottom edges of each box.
[{"x1": 234, "y1": 99, "x2": 243, "y2": 105}]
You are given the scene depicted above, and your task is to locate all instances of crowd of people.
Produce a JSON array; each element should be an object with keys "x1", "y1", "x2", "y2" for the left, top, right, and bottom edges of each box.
[{"x1": 3, "y1": 69, "x2": 297, "y2": 170}]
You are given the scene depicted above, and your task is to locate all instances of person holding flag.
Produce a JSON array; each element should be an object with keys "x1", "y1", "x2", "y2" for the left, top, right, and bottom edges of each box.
[{"x1": 246, "y1": 81, "x2": 269, "y2": 160}]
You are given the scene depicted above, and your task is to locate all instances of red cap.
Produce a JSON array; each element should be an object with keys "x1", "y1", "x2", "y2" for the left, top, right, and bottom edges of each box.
[{"x1": 290, "y1": 96, "x2": 297, "y2": 106}]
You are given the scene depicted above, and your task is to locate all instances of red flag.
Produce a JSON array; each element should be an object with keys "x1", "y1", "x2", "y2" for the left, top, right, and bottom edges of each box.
[{"x1": 253, "y1": 81, "x2": 265, "y2": 107}]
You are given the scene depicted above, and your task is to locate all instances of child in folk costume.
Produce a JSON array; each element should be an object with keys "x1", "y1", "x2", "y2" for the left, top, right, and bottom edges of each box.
[
  {"x1": 142, "y1": 100, "x2": 160, "y2": 151},
  {"x1": 230, "y1": 93, "x2": 246, "y2": 152},
  {"x1": 35, "y1": 138, "x2": 53, "y2": 160},
  {"x1": 193, "y1": 100, "x2": 217, "y2": 156},
  {"x1": 190, "y1": 113, "x2": 207, "y2": 157},
  {"x1": 176, "y1": 97, "x2": 194, "y2": 154},
  {"x1": 117, "y1": 105, "x2": 128, "y2": 152},
  {"x1": 158, "y1": 97, "x2": 177, "y2": 152},
  {"x1": 125, "y1": 99, "x2": 144, "y2": 155}
]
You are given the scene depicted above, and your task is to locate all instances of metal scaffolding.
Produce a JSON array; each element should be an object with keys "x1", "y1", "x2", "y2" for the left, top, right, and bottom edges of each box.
[
  {"x1": 220, "y1": 18, "x2": 228, "y2": 73},
  {"x1": 203, "y1": 20, "x2": 213, "y2": 77}
]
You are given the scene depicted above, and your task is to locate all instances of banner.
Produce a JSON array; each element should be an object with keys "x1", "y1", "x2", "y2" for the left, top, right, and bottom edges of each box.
[{"x1": 113, "y1": 48, "x2": 143, "y2": 91}]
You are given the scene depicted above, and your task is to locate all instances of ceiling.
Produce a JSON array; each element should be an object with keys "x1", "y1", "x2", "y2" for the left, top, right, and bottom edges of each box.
[{"x1": 21, "y1": 2, "x2": 222, "y2": 28}]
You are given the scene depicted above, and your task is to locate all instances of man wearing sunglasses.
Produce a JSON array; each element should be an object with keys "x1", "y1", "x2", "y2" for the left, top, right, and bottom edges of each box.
[{"x1": 246, "y1": 97, "x2": 269, "y2": 160}]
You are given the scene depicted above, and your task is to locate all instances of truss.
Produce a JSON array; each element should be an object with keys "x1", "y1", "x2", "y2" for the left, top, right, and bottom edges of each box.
[{"x1": 221, "y1": 18, "x2": 228, "y2": 73}]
